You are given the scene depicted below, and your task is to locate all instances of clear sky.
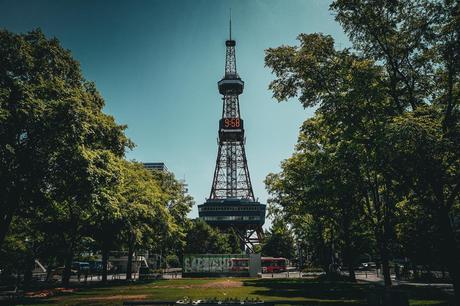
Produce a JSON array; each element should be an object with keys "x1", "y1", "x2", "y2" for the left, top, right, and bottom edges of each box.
[{"x1": 0, "y1": 0, "x2": 349, "y2": 224}]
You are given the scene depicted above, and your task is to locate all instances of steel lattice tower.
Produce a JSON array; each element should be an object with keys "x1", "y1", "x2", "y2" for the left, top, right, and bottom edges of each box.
[
  {"x1": 198, "y1": 18, "x2": 266, "y2": 252},
  {"x1": 210, "y1": 20, "x2": 254, "y2": 201}
]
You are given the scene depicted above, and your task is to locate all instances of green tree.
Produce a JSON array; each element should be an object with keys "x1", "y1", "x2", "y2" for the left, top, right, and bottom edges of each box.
[
  {"x1": 150, "y1": 170, "x2": 194, "y2": 259},
  {"x1": 166, "y1": 254, "x2": 180, "y2": 268},
  {"x1": 261, "y1": 219, "x2": 295, "y2": 260},
  {"x1": 86, "y1": 151, "x2": 125, "y2": 283},
  {"x1": 119, "y1": 161, "x2": 173, "y2": 280},
  {"x1": 265, "y1": 34, "x2": 395, "y2": 284},
  {"x1": 265, "y1": 1, "x2": 460, "y2": 297},
  {"x1": 330, "y1": 0, "x2": 460, "y2": 297},
  {"x1": 0, "y1": 218, "x2": 43, "y2": 288},
  {"x1": 395, "y1": 199, "x2": 443, "y2": 272},
  {"x1": 0, "y1": 29, "x2": 132, "y2": 285},
  {"x1": 184, "y1": 219, "x2": 233, "y2": 254},
  {"x1": 385, "y1": 107, "x2": 460, "y2": 283},
  {"x1": 266, "y1": 114, "x2": 375, "y2": 280}
]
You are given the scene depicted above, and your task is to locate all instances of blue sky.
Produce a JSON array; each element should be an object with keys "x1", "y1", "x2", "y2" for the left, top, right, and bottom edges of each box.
[{"x1": 0, "y1": 0, "x2": 349, "y2": 224}]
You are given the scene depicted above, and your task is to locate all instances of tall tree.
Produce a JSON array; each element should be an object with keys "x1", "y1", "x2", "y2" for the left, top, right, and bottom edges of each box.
[
  {"x1": 265, "y1": 33, "x2": 397, "y2": 285},
  {"x1": 184, "y1": 219, "x2": 234, "y2": 254},
  {"x1": 265, "y1": 1, "x2": 460, "y2": 297},
  {"x1": 150, "y1": 170, "x2": 194, "y2": 259},
  {"x1": 266, "y1": 114, "x2": 375, "y2": 281},
  {"x1": 331, "y1": 0, "x2": 460, "y2": 298},
  {"x1": 119, "y1": 161, "x2": 173, "y2": 280},
  {"x1": 86, "y1": 151, "x2": 125, "y2": 283},
  {"x1": 0, "y1": 29, "x2": 132, "y2": 285},
  {"x1": 261, "y1": 218, "x2": 295, "y2": 260}
]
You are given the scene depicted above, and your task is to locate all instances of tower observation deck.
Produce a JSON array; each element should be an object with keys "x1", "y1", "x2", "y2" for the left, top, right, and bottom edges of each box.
[{"x1": 198, "y1": 19, "x2": 266, "y2": 252}]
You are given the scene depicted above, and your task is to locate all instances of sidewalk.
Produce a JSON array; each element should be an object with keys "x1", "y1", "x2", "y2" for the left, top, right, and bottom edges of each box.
[{"x1": 354, "y1": 271, "x2": 453, "y2": 290}]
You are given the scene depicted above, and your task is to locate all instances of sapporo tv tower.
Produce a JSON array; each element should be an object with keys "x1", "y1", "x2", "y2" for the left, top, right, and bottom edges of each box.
[{"x1": 198, "y1": 16, "x2": 266, "y2": 252}]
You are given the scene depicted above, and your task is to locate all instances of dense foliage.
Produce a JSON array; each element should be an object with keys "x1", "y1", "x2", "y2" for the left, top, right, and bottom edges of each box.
[
  {"x1": 184, "y1": 219, "x2": 240, "y2": 254},
  {"x1": 0, "y1": 29, "x2": 193, "y2": 286},
  {"x1": 264, "y1": 0, "x2": 460, "y2": 302},
  {"x1": 261, "y1": 219, "x2": 295, "y2": 260}
]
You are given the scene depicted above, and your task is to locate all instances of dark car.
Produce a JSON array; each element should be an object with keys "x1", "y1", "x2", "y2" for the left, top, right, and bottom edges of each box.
[
  {"x1": 88, "y1": 261, "x2": 104, "y2": 273},
  {"x1": 358, "y1": 262, "x2": 377, "y2": 270},
  {"x1": 71, "y1": 262, "x2": 90, "y2": 273}
]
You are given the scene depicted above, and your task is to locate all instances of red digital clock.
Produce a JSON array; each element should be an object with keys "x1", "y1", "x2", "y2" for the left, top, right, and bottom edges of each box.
[
  {"x1": 220, "y1": 118, "x2": 243, "y2": 130},
  {"x1": 224, "y1": 118, "x2": 240, "y2": 128},
  {"x1": 219, "y1": 118, "x2": 244, "y2": 141}
]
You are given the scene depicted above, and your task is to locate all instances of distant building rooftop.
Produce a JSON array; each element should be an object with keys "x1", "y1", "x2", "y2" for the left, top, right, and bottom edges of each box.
[{"x1": 143, "y1": 162, "x2": 168, "y2": 172}]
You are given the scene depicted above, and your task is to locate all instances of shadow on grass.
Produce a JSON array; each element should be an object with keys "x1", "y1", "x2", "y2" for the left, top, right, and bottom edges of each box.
[
  {"x1": 244, "y1": 278, "x2": 450, "y2": 304},
  {"x1": 396, "y1": 285, "x2": 451, "y2": 301},
  {"x1": 244, "y1": 278, "x2": 368, "y2": 302}
]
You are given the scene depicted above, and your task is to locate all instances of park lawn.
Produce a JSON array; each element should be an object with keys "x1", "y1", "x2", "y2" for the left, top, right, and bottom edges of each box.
[
  {"x1": 408, "y1": 301, "x2": 449, "y2": 306},
  {"x1": 21, "y1": 278, "x2": 449, "y2": 306}
]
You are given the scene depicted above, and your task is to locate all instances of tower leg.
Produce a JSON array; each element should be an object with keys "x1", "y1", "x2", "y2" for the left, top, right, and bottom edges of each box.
[{"x1": 233, "y1": 227, "x2": 263, "y2": 253}]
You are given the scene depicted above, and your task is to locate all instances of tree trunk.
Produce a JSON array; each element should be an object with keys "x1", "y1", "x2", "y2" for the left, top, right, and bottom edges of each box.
[
  {"x1": 379, "y1": 236, "x2": 392, "y2": 287},
  {"x1": 343, "y1": 233, "x2": 356, "y2": 281},
  {"x1": 126, "y1": 233, "x2": 135, "y2": 280},
  {"x1": 366, "y1": 174, "x2": 393, "y2": 287},
  {"x1": 62, "y1": 247, "x2": 74, "y2": 287},
  {"x1": 45, "y1": 259, "x2": 54, "y2": 282},
  {"x1": 23, "y1": 255, "x2": 35, "y2": 289},
  {"x1": 374, "y1": 222, "x2": 392, "y2": 287},
  {"x1": 342, "y1": 202, "x2": 356, "y2": 282},
  {"x1": 315, "y1": 222, "x2": 329, "y2": 272},
  {"x1": 101, "y1": 247, "x2": 109, "y2": 283},
  {"x1": 0, "y1": 212, "x2": 13, "y2": 247},
  {"x1": 348, "y1": 262, "x2": 356, "y2": 282},
  {"x1": 437, "y1": 206, "x2": 460, "y2": 305}
]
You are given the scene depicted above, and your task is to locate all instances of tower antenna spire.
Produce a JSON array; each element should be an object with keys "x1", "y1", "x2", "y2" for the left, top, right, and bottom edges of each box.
[{"x1": 229, "y1": 8, "x2": 232, "y2": 40}]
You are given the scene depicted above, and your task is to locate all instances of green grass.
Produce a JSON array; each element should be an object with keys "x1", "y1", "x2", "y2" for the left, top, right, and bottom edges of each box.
[
  {"x1": 17, "y1": 278, "x2": 450, "y2": 306},
  {"x1": 409, "y1": 301, "x2": 448, "y2": 306}
]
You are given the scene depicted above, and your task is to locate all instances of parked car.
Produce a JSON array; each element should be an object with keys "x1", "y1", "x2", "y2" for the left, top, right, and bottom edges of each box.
[
  {"x1": 358, "y1": 262, "x2": 377, "y2": 270},
  {"x1": 88, "y1": 261, "x2": 104, "y2": 273},
  {"x1": 71, "y1": 262, "x2": 90, "y2": 273}
]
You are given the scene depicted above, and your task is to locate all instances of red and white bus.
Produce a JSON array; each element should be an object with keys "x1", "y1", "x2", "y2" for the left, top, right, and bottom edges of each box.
[
  {"x1": 261, "y1": 257, "x2": 288, "y2": 273},
  {"x1": 230, "y1": 257, "x2": 288, "y2": 273},
  {"x1": 230, "y1": 258, "x2": 249, "y2": 272}
]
